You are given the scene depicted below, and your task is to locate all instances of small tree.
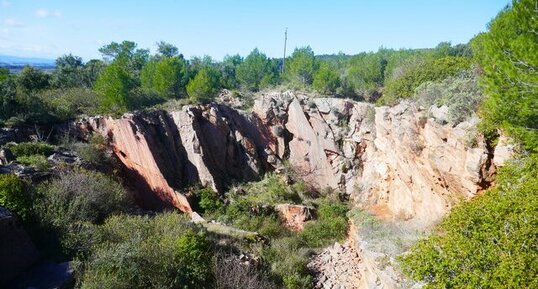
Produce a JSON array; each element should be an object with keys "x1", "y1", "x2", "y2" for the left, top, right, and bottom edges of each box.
[
  {"x1": 186, "y1": 67, "x2": 221, "y2": 103},
  {"x1": 141, "y1": 56, "x2": 188, "y2": 98},
  {"x1": 284, "y1": 46, "x2": 318, "y2": 86},
  {"x1": 236, "y1": 48, "x2": 274, "y2": 91},
  {"x1": 313, "y1": 62, "x2": 341, "y2": 95},
  {"x1": 93, "y1": 59, "x2": 137, "y2": 114}
]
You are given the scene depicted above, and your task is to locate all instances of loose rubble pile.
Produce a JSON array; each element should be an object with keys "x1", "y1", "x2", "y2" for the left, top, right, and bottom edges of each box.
[{"x1": 308, "y1": 242, "x2": 363, "y2": 289}]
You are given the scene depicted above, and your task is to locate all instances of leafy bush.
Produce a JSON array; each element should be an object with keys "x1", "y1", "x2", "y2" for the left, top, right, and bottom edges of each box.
[
  {"x1": 0, "y1": 174, "x2": 32, "y2": 220},
  {"x1": 34, "y1": 169, "x2": 130, "y2": 256},
  {"x1": 399, "y1": 155, "x2": 538, "y2": 288},
  {"x1": 36, "y1": 169, "x2": 129, "y2": 226},
  {"x1": 186, "y1": 67, "x2": 221, "y2": 103},
  {"x1": 413, "y1": 69, "x2": 483, "y2": 124},
  {"x1": 10, "y1": 142, "x2": 55, "y2": 157},
  {"x1": 197, "y1": 186, "x2": 223, "y2": 214},
  {"x1": 16, "y1": 154, "x2": 50, "y2": 170},
  {"x1": 80, "y1": 213, "x2": 213, "y2": 289},
  {"x1": 313, "y1": 62, "x2": 341, "y2": 95},
  {"x1": 299, "y1": 199, "x2": 349, "y2": 248},
  {"x1": 240, "y1": 173, "x2": 302, "y2": 205},
  {"x1": 381, "y1": 56, "x2": 472, "y2": 105},
  {"x1": 69, "y1": 134, "x2": 108, "y2": 168},
  {"x1": 262, "y1": 236, "x2": 313, "y2": 289}
]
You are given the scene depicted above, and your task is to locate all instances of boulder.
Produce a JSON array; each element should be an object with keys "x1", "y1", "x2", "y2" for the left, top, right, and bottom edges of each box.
[
  {"x1": 0, "y1": 207, "x2": 39, "y2": 286},
  {"x1": 275, "y1": 204, "x2": 315, "y2": 231},
  {"x1": 0, "y1": 147, "x2": 14, "y2": 165}
]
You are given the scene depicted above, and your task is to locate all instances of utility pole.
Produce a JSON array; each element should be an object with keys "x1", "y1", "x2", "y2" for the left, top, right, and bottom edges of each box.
[{"x1": 282, "y1": 27, "x2": 287, "y2": 74}]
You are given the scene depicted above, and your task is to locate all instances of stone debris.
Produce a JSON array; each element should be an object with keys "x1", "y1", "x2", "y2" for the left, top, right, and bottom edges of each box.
[{"x1": 308, "y1": 242, "x2": 362, "y2": 289}]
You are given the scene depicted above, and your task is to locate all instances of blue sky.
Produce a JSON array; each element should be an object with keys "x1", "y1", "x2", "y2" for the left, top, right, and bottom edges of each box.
[{"x1": 0, "y1": 0, "x2": 509, "y2": 61}]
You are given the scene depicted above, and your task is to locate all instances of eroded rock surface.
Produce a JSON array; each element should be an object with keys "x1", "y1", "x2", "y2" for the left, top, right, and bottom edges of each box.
[{"x1": 275, "y1": 204, "x2": 315, "y2": 231}]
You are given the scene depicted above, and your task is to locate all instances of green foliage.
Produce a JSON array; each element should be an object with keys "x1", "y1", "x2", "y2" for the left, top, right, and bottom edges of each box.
[
  {"x1": 413, "y1": 69, "x2": 483, "y2": 124},
  {"x1": 219, "y1": 54, "x2": 243, "y2": 89},
  {"x1": 345, "y1": 52, "x2": 387, "y2": 100},
  {"x1": 472, "y1": 0, "x2": 538, "y2": 152},
  {"x1": 186, "y1": 67, "x2": 221, "y2": 103},
  {"x1": 51, "y1": 54, "x2": 86, "y2": 88},
  {"x1": 10, "y1": 142, "x2": 55, "y2": 157},
  {"x1": 399, "y1": 155, "x2": 538, "y2": 288},
  {"x1": 80, "y1": 213, "x2": 213, "y2": 289},
  {"x1": 98, "y1": 40, "x2": 149, "y2": 72},
  {"x1": 313, "y1": 61, "x2": 341, "y2": 95},
  {"x1": 381, "y1": 56, "x2": 472, "y2": 104},
  {"x1": 16, "y1": 65, "x2": 50, "y2": 92},
  {"x1": 284, "y1": 46, "x2": 318, "y2": 86},
  {"x1": 236, "y1": 48, "x2": 275, "y2": 91},
  {"x1": 141, "y1": 56, "x2": 188, "y2": 98},
  {"x1": 197, "y1": 187, "x2": 223, "y2": 214},
  {"x1": 39, "y1": 87, "x2": 101, "y2": 119},
  {"x1": 0, "y1": 174, "x2": 32, "y2": 220},
  {"x1": 16, "y1": 154, "x2": 50, "y2": 170},
  {"x1": 156, "y1": 41, "x2": 179, "y2": 58},
  {"x1": 94, "y1": 59, "x2": 137, "y2": 114},
  {"x1": 36, "y1": 170, "x2": 129, "y2": 227},
  {"x1": 299, "y1": 199, "x2": 349, "y2": 248}
]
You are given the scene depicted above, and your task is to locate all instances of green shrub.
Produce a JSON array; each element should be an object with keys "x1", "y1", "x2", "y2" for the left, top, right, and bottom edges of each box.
[
  {"x1": 381, "y1": 56, "x2": 472, "y2": 105},
  {"x1": 16, "y1": 154, "x2": 50, "y2": 170},
  {"x1": 299, "y1": 199, "x2": 349, "y2": 248},
  {"x1": 33, "y1": 169, "x2": 130, "y2": 256},
  {"x1": 262, "y1": 237, "x2": 313, "y2": 289},
  {"x1": 241, "y1": 173, "x2": 301, "y2": 205},
  {"x1": 36, "y1": 169, "x2": 129, "y2": 226},
  {"x1": 197, "y1": 187, "x2": 223, "y2": 214},
  {"x1": 186, "y1": 67, "x2": 221, "y2": 103},
  {"x1": 10, "y1": 142, "x2": 55, "y2": 157},
  {"x1": 313, "y1": 62, "x2": 341, "y2": 95},
  {"x1": 399, "y1": 155, "x2": 538, "y2": 288},
  {"x1": 413, "y1": 69, "x2": 483, "y2": 124},
  {"x1": 80, "y1": 213, "x2": 213, "y2": 289},
  {"x1": 0, "y1": 174, "x2": 32, "y2": 220}
]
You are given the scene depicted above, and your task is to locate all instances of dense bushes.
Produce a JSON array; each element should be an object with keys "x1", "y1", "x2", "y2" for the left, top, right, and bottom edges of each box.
[
  {"x1": 0, "y1": 174, "x2": 32, "y2": 220},
  {"x1": 413, "y1": 69, "x2": 483, "y2": 124},
  {"x1": 34, "y1": 170, "x2": 130, "y2": 256},
  {"x1": 399, "y1": 156, "x2": 538, "y2": 288},
  {"x1": 79, "y1": 213, "x2": 213, "y2": 289},
  {"x1": 186, "y1": 67, "x2": 222, "y2": 103},
  {"x1": 10, "y1": 142, "x2": 55, "y2": 157},
  {"x1": 380, "y1": 56, "x2": 472, "y2": 104}
]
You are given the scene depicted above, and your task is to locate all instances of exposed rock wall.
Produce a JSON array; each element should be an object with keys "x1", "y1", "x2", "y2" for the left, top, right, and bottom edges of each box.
[
  {"x1": 81, "y1": 91, "x2": 510, "y2": 225},
  {"x1": 80, "y1": 105, "x2": 268, "y2": 213}
]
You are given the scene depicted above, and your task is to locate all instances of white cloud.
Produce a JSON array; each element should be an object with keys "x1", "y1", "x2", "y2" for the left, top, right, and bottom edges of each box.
[
  {"x1": 1, "y1": 0, "x2": 11, "y2": 8},
  {"x1": 35, "y1": 8, "x2": 62, "y2": 18},
  {"x1": 3, "y1": 18, "x2": 24, "y2": 27}
]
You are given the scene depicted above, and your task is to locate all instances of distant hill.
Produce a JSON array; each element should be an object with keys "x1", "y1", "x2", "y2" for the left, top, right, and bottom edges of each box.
[{"x1": 0, "y1": 54, "x2": 55, "y2": 73}]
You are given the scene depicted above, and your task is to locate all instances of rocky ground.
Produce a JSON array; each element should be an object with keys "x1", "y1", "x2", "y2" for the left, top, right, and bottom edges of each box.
[{"x1": 308, "y1": 242, "x2": 363, "y2": 289}]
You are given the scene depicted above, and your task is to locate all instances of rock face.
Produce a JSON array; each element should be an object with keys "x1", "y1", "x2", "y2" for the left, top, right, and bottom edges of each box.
[
  {"x1": 275, "y1": 204, "x2": 315, "y2": 231},
  {"x1": 80, "y1": 105, "x2": 268, "y2": 213},
  {"x1": 0, "y1": 207, "x2": 39, "y2": 286},
  {"x1": 80, "y1": 91, "x2": 509, "y2": 225}
]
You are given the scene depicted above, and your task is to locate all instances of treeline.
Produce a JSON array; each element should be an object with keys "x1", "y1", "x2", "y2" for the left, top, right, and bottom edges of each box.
[{"x1": 0, "y1": 40, "x2": 473, "y2": 125}]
